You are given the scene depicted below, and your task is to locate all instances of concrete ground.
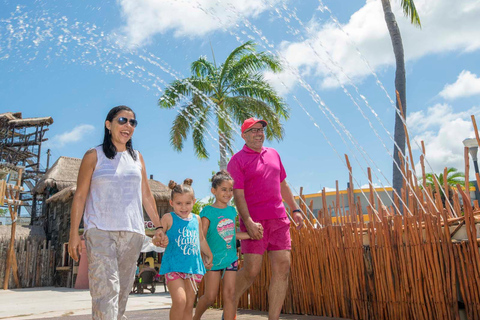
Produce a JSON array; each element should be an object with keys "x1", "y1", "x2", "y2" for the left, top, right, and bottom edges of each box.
[{"x1": 0, "y1": 287, "x2": 348, "y2": 320}]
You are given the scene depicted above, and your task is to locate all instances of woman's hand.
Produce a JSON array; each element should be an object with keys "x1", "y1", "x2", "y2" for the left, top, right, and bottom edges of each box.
[
  {"x1": 153, "y1": 229, "x2": 169, "y2": 247},
  {"x1": 68, "y1": 232, "x2": 82, "y2": 262}
]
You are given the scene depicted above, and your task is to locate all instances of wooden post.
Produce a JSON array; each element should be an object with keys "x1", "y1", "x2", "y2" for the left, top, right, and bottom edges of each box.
[
  {"x1": 464, "y1": 147, "x2": 471, "y2": 204},
  {"x1": 3, "y1": 168, "x2": 23, "y2": 290}
]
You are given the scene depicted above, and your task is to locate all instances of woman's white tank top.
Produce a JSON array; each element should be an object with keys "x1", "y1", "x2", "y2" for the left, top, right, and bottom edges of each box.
[{"x1": 83, "y1": 146, "x2": 145, "y2": 234}]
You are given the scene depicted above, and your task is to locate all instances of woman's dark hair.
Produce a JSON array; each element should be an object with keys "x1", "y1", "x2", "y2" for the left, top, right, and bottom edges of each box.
[
  {"x1": 211, "y1": 170, "x2": 233, "y2": 189},
  {"x1": 103, "y1": 105, "x2": 137, "y2": 160},
  {"x1": 168, "y1": 179, "x2": 194, "y2": 200}
]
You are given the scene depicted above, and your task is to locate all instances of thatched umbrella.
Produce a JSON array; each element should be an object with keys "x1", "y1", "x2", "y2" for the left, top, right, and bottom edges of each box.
[{"x1": 33, "y1": 157, "x2": 82, "y2": 194}]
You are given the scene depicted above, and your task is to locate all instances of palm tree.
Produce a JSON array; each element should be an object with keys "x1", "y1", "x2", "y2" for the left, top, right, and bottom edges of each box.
[
  {"x1": 158, "y1": 41, "x2": 288, "y2": 170},
  {"x1": 423, "y1": 167, "x2": 471, "y2": 190},
  {"x1": 420, "y1": 167, "x2": 473, "y2": 204},
  {"x1": 381, "y1": 0, "x2": 421, "y2": 196}
]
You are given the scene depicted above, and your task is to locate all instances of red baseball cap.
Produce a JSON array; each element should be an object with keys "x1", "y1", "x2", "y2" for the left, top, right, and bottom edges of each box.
[{"x1": 241, "y1": 118, "x2": 268, "y2": 133}]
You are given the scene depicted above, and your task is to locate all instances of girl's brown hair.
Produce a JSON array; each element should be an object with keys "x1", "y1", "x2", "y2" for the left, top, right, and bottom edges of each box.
[
  {"x1": 168, "y1": 178, "x2": 194, "y2": 199},
  {"x1": 211, "y1": 170, "x2": 233, "y2": 189}
]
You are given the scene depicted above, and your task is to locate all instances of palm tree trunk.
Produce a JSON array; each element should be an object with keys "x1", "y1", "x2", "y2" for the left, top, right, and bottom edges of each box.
[
  {"x1": 218, "y1": 110, "x2": 228, "y2": 171},
  {"x1": 219, "y1": 131, "x2": 228, "y2": 171},
  {"x1": 381, "y1": 0, "x2": 407, "y2": 201}
]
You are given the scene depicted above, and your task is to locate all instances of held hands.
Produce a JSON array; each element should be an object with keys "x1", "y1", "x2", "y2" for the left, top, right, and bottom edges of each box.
[
  {"x1": 245, "y1": 220, "x2": 264, "y2": 240},
  {"x1": 68, "y1": 232, "x2": 81, "y2": 262},
  {"x1": 153, "y1": 228, "x2": 169, "y2": 247},
  {"x1": 203, "y1": 253, "x2": 213, "y2": 269}
]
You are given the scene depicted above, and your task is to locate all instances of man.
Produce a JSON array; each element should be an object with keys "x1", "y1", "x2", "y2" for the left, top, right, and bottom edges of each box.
[{"x1": 227, "y1": 118, "x2": 304, "y2": 320}]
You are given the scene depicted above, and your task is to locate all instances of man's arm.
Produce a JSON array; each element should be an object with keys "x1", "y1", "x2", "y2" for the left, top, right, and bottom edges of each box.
[
  {"x1": 280, "y1": 180, "x2": 304, "y2": 229},
  {"x1": 233, "y1": 189, "x2": 263, "y2": 240}
]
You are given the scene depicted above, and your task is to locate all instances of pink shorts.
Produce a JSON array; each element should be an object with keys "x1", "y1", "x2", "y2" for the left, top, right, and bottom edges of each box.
[
  {"x1": 165, "y1": 272, "x2": 203, "y2": 284},
  {"x1": 240, "y1": 217, "x2": 291, "y2": 255}
]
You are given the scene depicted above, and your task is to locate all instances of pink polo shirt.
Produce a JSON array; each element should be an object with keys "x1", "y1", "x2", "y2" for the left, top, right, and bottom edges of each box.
[{"x1": 227, "y1": 145, "x2": 287, "y2": 221}]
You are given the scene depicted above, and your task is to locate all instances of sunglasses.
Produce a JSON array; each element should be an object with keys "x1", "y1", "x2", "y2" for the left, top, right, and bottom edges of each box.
[
  {"x1": 244, "y1": 127, "x2": 265, "y2": 134},
  {"x1": 117, "y1": 117, "x2": 138, "y2": 127}
]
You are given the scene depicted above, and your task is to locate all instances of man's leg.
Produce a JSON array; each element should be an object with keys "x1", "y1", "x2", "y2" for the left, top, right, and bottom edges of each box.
[
  {"x1": 267, "y1": 250, "x2": 291, "y2": 320},
  {"x1": 234, "y1": 253, "x2": 263, "y2": 308}
]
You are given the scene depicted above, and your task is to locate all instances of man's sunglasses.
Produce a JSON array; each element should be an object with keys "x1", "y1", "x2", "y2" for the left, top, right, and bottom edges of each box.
[{"x1": 117, "y1": 117, "x2": 138, "y2": 127}]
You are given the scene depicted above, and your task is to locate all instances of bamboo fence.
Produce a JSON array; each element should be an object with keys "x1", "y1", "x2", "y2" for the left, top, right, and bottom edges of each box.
[
  {"x1": 198, "y1": 114, "x2": 480, "y2": 320},
  {"x1": 0, "y1": 238, "x2": 55, "y2": 288}
]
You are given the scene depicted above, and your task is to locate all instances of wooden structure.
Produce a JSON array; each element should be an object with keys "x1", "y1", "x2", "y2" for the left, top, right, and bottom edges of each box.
[
  {"x1": 199, "y1": 114, "x2": 480, "y2": 320},
  {"x1": 0, "y1": 225, "x2": 54, "y2": 288},
  {"x1": 1, "y1": 166, "x2": 23, "y2": 289},
  {"x1": 0, "y1": 112, "x2": 53, "y2": 218},
  {"x1": 32, "y1": 156, "x2": 171, "y2": 286}
]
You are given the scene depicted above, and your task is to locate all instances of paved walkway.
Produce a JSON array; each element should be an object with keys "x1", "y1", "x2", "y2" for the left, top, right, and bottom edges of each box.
[{"x1": 0, "y1": 287, "x2": 348, "y2": 320}]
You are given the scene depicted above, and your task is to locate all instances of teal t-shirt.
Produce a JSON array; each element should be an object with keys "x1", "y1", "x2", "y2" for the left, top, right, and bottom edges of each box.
[{"x1": 200, "y1": 205, "x2": 238, "y2": 271}]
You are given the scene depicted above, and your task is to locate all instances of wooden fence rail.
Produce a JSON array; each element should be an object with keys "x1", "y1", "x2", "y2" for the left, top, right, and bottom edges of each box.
[
  {"x1": 0, "y1": 238, "x2": 55, "y2": 288},
  {"x1": 199, "y1": 216, "x2": 480, "y2": 320}
]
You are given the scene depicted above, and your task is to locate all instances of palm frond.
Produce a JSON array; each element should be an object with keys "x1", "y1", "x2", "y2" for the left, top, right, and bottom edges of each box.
[
  {"x1": 230, "y1": 79, "x2": 288, "y2": 119},
  {"x1": 223, "y1": 52, "x2": 283, "y2": 86},
  {"x1": 401, "y1": 0, "x2": 421, "y2": 27},
  {"x1": 191, "y1": 104, "x2": 211, "y2": 159},
  {"x1": 170, "y1": 104, "x2": 197, "y2": 151},
  {"x1": 224, "y1": 96, "x2": 254, "y2": 124},
  {"x1": 191, "y1": 56, "x2": 217, "y2": 78},
  {"x1": 226, "y1": 96, "x2": 285, "y2": 142},
  {"x1": 219, "y1": 41, "x2": 257, "y2": 86},
  {"x1": 159, "y1": 77, "x2": 215, "y2": 109}
]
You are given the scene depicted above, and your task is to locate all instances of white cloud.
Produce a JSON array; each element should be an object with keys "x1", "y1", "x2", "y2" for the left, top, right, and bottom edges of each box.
[
  {"x1": 269, "y1": 0, "x2": 480, "y2": 91},
  {"x1": 439, "y1": 70, "x2": 480, "y2": 100},
  {"x1": 360, "y1": 183, "x2": 384, "y2": 189},
  {"x1": 117, "y1": 0, "x2": 281, "y2": 47},
  {"x1": 317, "y1": 187, "x2": 336, "y2": 193},
  {"x1": 409, "y1": 104, "x2": 480, "y2": 175},
  {"x1": 48, "y1": 124, "x2": 95, "y2": 148},
  {"x1": 407, "y1": 103, "x2": 480, "y2": 133}
]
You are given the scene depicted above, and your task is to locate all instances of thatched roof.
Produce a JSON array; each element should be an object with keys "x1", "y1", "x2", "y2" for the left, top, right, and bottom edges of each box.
[
  {"x1": 38, "y1": 156, "x2": 170, "y2": 202},
  {"x1": 46, "y1": 185, "x2": 76, "y2": 203},
  {"x1": 148, "y1": 179, "x2": 170, "y2": 201},
  {"x1": 0, "y1": 225, "x2": 46, "y2": 239},
  {"x1": 33, "y1": 156, "x2": 82, "y2": 194},
  {"x1": 0, "y1": 112, "x2": 53, "y2": 128},
  {"x1": 46, "y1": 179, "x2": 170, "y2": 203},
  {"x1": 0, "y1": 112, "x2": 21, "y2": 121}
]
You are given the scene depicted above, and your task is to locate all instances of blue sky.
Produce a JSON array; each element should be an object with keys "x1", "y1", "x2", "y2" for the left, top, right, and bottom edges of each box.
[{"x1": 1, "y1": 0, "x2": 480, "y2": 204}]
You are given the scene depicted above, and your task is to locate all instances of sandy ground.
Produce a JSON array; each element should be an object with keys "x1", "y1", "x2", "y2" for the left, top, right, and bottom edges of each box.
[{"x1": 0, "y1": 287, "x2": 347, "y2": 320}]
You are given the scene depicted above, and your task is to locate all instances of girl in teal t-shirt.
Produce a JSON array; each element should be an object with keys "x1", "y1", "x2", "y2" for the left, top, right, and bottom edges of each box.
[{"x1": 193, "y1": 171, "x2": 250, "y2": 320}]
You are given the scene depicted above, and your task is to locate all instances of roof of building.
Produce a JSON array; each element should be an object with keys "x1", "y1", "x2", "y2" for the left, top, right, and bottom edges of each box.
[
  {"x1": 33, "y1": 156, "x2": 82, "y2": 194},
  {"x1": 37, "y1": 156, "x2": 170, "y2": 202},
  {"x1": 0, "y1": 112, "x2": 53, "y2": 128},
  {"x1": 46, "y1": 178, "x2": 170, "y2": 203}
]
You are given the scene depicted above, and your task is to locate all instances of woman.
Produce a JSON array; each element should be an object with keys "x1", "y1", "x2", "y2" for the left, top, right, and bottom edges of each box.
[{"x1": 68, "y1": 105, "x2": 167, "y2": 319}]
